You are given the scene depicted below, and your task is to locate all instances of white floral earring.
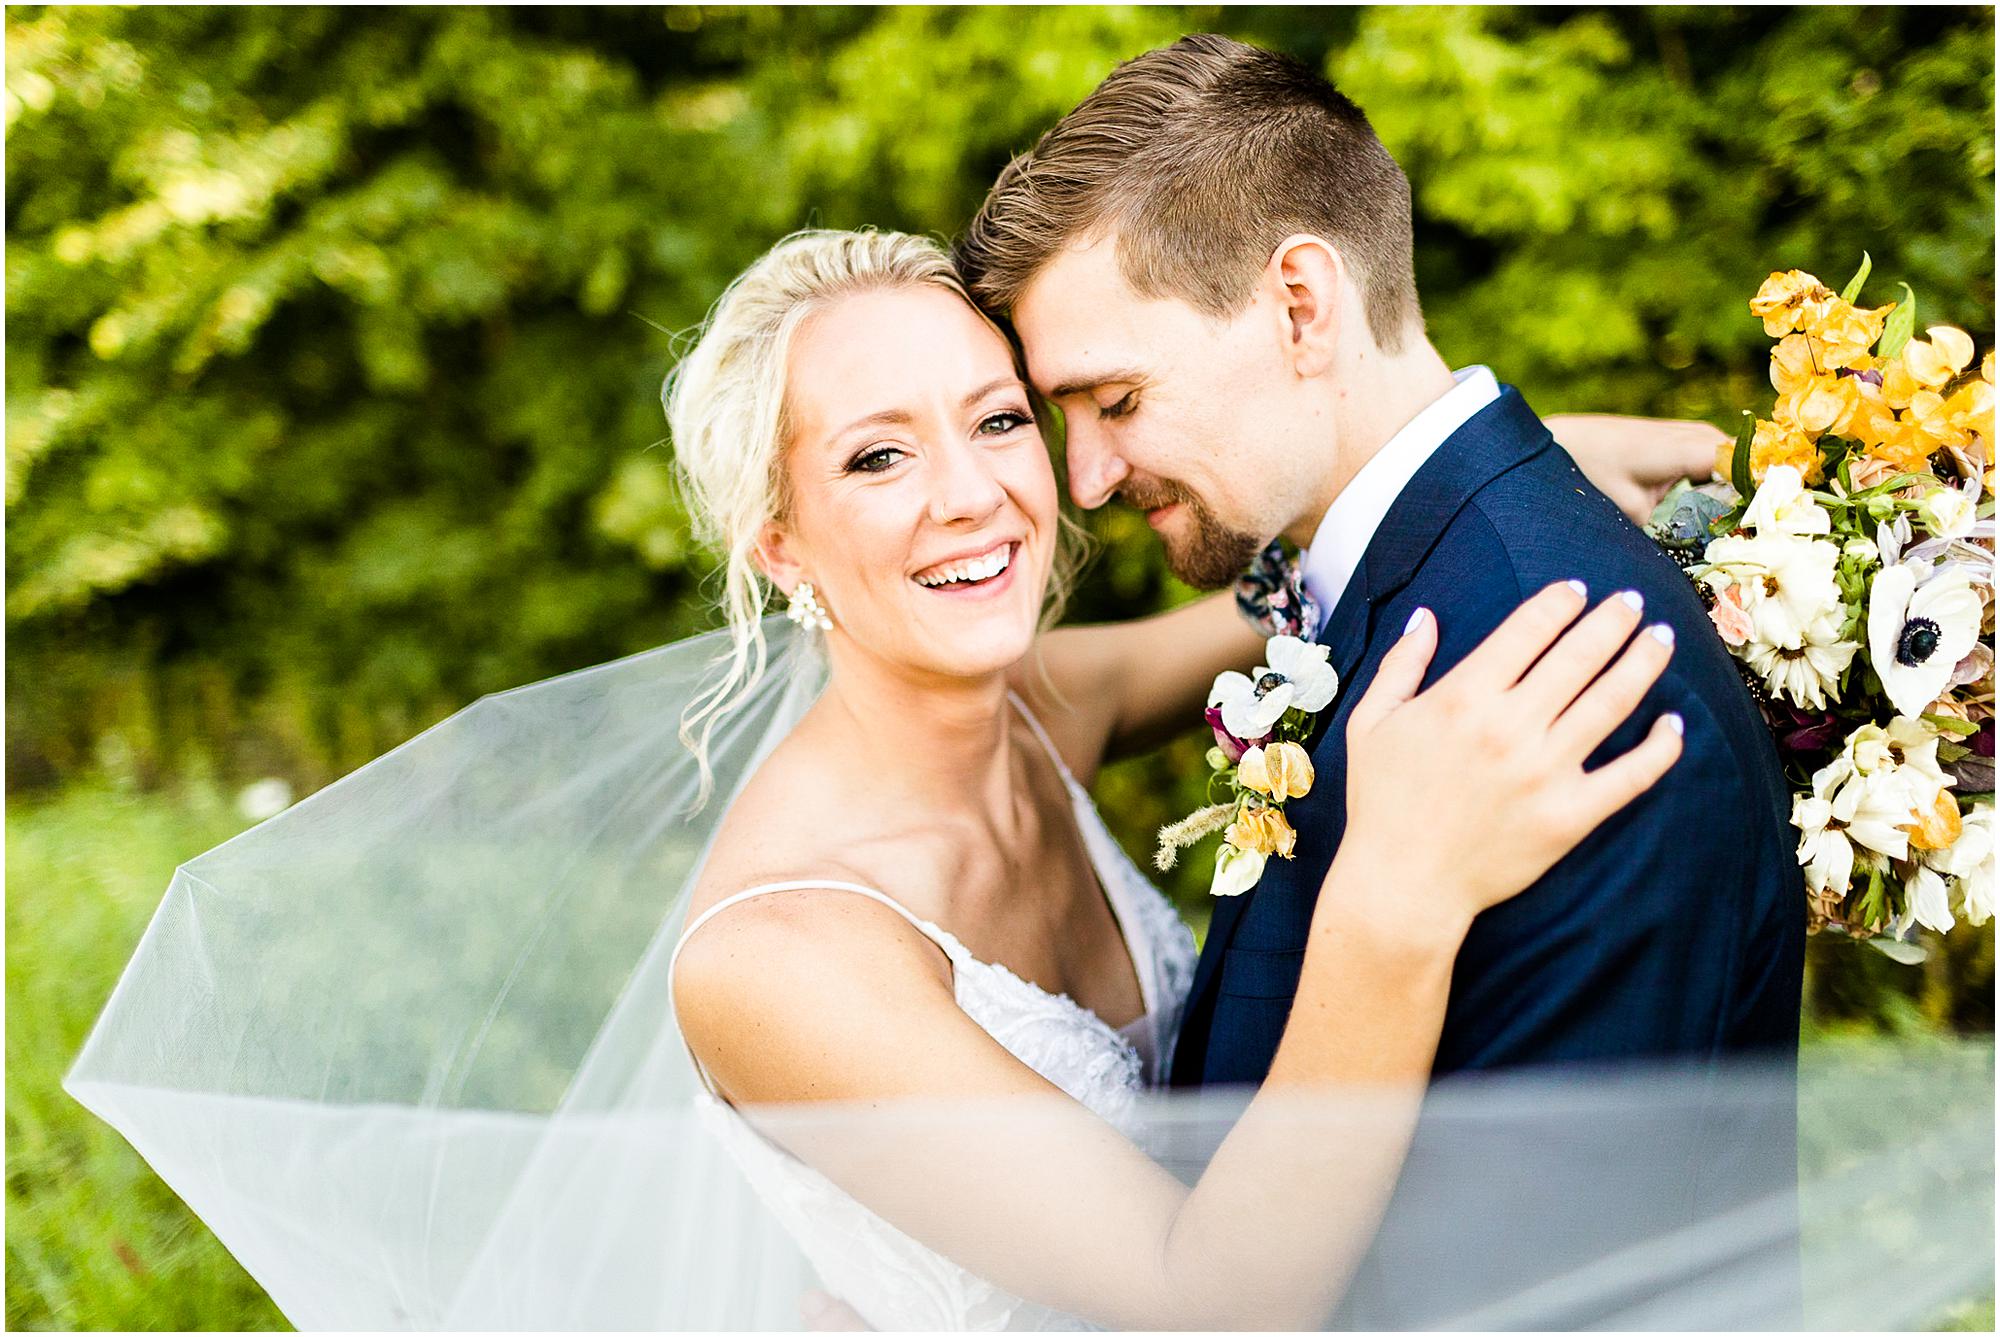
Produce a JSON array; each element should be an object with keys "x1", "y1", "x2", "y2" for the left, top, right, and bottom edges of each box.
[{"x1": 786, "y1": 580, "x2": 833, "y2": 632}]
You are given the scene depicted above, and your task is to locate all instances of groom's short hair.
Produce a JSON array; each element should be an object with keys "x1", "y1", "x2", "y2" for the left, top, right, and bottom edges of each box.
[{"x1": 958, "y1": 33, "x2": 1421, "y2": 351}]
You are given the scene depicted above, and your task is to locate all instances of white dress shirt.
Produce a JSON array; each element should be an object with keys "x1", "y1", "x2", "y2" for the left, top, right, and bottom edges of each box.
[{"x1": 1298, "y1": 365, "x2": 1500, "y2": 632}]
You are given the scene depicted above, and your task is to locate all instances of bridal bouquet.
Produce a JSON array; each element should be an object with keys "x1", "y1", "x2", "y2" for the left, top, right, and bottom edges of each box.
[{"x1": 1650, "y1": 257, "x2": 1995, "y2": 954}]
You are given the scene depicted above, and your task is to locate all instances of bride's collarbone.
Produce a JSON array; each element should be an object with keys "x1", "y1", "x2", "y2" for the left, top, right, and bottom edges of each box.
[{"x1": 702, "y1": 797, "x2": 1131, "y2": 1019}]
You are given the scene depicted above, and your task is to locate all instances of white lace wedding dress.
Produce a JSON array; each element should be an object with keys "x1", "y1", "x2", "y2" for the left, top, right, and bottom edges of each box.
[{"x1": 667, "y1": 694, "x2": 1197, "y2": 1330}]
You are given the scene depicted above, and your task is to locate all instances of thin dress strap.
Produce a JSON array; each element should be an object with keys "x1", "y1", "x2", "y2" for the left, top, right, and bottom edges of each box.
[
  {"x1": 1006, "y1": 689, "x2": 1078, "y2": 787},
  {"x1": 668, "y1": 880, "x2": 966, "y2": 1097}
]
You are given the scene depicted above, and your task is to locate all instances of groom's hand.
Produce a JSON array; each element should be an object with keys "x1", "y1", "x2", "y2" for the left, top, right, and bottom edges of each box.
[{"x1": 1547, "y1": 414, "x2": 1728, "y2": 524}]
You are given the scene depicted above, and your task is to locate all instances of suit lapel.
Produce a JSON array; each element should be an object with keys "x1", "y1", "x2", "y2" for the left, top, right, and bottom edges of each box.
[
  {"x1": 1174, "y1": 385, "x2": 1559, "y2": 1084},
  {"x1": 1178, "y1": 566, "x2": 1366, "y2": 1038}
]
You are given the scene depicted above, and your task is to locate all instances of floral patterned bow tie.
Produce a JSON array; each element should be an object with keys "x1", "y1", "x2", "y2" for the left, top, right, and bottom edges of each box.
[{"x1": 1234, "y1": 540, "x2": 1323, "y2": 640}]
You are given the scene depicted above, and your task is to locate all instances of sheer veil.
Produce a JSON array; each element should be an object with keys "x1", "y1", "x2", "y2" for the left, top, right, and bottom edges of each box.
[{"x1": 64, "y1": 616, "x2": 1994, "y2": 1329}]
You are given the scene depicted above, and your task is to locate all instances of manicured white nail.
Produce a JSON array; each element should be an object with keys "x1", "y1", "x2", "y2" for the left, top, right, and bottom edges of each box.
[
  {"x1": 1649, "y1": 624, "x2": 1675, "y2": 647},
  {"x1": 1620, "y1": 590, "x2": 1645, "y2": 612},
  {"x1": 1403, "y1": 607, "x2": 1431, "y2": 636},
  {"x1": 1565, "y1": 579, "x2": 1588, "y2": 597},
  {"x1": 1664, "y1": 712, "x2": 1685, "y2": 736}
]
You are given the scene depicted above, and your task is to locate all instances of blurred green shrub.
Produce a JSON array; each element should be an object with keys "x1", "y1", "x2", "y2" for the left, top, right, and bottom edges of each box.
[
  {"x1": 9, "y1": 6, "x2": 1991, "y2": 793},
  {"x1": 6, "y1": 4, "x2": 1992, "y2": 933}
]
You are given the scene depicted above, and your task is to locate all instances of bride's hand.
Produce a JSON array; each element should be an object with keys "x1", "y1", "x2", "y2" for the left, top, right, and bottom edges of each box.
[
  {"x1": 1547, "y1": 413, "x2": 1727, "y2": 524},
  {"x1": 1334, "y1": 580, "x2": 1683, "y2": 935}
]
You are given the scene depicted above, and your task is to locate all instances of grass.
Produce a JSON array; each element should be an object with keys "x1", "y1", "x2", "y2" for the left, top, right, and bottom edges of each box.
[
  {"x1": 6, "y1": 775, "x2": 1993, "y2": 1330},
  {"x1": 7, "y1": 777, "x2": 285, "y2": 1331}
]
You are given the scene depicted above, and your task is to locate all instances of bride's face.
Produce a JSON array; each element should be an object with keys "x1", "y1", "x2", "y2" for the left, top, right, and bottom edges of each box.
[{"x1": 766, "y1": 284, "x2": 1059, "y2": 680}]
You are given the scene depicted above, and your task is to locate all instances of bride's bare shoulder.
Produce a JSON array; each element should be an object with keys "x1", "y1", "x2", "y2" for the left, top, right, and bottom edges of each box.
[
  {"x1": 695, "y1": 734, "x2": 852, "y2": 891},
  {"x1": 672, "y1": 739, "x2": 959, "y2": 1094},
  {"x1": 686, "y1": 725, "x2": 937, "y2": 918}
]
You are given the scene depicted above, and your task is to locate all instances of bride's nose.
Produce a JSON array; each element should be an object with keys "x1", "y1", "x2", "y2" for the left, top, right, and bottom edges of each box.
[{"x1": 925, "y1": 437, "x2": 1007, "y2": 527}]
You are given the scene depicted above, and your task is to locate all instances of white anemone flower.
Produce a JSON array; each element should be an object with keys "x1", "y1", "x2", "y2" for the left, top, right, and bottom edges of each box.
[
  {"x1": 1208, "y1": 635, "x2": 1339, "y2": 742},
  {"x1": 1740, "y1": 612, "x2": 1860, "y2": 711},
  {"x1": 1742, "y1": 465, "x2": 1832, "y2": 537},
  {"x1": 1699, "y1": 532, "x2": 1845, "y2": 650},
  {"x1": 1867, "y1": 565, "x2": 1982, "y2": 719}
]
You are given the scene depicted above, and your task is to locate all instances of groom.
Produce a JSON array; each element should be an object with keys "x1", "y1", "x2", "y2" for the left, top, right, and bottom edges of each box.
[{"x1": 958, "y1": 33, "x2": 1805, "y2": 1325}]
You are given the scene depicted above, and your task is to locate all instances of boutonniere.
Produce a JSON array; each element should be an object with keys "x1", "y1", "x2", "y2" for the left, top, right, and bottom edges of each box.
[{"x1": 1155, "y1": 635, "x2": 1340, "y2": 897}]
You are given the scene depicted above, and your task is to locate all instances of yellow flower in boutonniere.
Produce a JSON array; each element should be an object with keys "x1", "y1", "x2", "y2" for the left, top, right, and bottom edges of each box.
[
  {"x1": 1162, "y1": 631, "x2": 1341, "y2": 898},
  {"x1": 1226, "y1": 805, "x2": 1297, "y2": 859},
  {"x1": 1236, "y1": 741, "x2": 1314, "y2": 800},
  {"x1": 1945, "y1": 371, "x2": 1994, "y2": 443}
]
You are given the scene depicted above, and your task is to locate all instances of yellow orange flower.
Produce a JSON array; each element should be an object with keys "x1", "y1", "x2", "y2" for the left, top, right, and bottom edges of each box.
[
  {"x1": 1803, "y1": 298, "x2": 1895, "y2": 370},
  {"x1": 1742, "y1": 417, "x2": 1825, "y2": 484},
  {"x1": 1769, "y1": 334, "x2": 1874, "y2": 437},
  {"x1": 1903, "y1": 326, "x2": 1976, "y2": 388},
  {"x1": 1905, "y1": 389, "x2": 1959, "y2": 449},
  {"x1": 1770, "y1": 333, "x2": 1820, "y2": 392},
  {"x1": 1226, "y1": 805, "x2": 1297, "y2": 859},
  {"x1": 1945, "y1": 373, "x2": 1994, "y2": 444},
  {"x1": 1906, "y1": 791, "x2": 1964, "y2": 853},
  {"x1": 1236, "y1": 741, "x2": 1313, "y2": 800},
  {"x1": 1845, "y1": 389, "x2": 1907, "y2": 453},
  {"x1": 1750, "y1": 270, "x2": 1835, "y2": 337},
  {"x1": 1863, "y1": 427, "x2": 1937, "y2": 478},
  {"x1": 1880, "y1": 355, "x2": 1920, "y2": 410}
]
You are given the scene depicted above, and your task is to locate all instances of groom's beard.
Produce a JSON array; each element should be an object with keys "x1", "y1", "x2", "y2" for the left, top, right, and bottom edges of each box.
[{"x1": 1117, "y1": 479, "x2": 1264, "y2": 591}]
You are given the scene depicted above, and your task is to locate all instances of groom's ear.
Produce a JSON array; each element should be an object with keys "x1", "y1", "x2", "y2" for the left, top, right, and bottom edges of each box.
[{"x1": 1269, "y1": 235, "x2": 1345, "y2": 378}]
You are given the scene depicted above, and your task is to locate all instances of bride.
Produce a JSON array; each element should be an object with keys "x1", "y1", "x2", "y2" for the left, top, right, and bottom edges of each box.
[{"x1": 662, "y1": 228, "x2": 1688, "y2": 1330}]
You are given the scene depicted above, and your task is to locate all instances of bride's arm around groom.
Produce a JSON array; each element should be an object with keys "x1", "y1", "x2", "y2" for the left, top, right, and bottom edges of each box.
[{"x1": 676, "y1": 582, "x2": 1682, "y2": 1330}]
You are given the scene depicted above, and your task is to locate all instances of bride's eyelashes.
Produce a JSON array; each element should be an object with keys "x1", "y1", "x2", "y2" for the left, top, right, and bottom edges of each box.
[
  {"x1": 843, "y1": 410, "x2": 1035, "y2": 474},
  {"x1": 844, "y1": 445, "x2": 906, "y2": 475},
  {"x1": 976, "y1": 408, "x2": 1035, "y2": 436}
]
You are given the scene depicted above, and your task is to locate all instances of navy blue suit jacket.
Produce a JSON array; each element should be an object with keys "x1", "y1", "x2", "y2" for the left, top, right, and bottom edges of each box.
[{"x1": 1167, "y1": 388, "x2": 1805, "y2": 1325}]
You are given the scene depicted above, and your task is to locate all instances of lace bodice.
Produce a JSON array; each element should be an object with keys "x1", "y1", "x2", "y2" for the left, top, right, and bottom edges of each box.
[{"x1": 668, "y1": 695, "x2": 1197, "y2": 1330}]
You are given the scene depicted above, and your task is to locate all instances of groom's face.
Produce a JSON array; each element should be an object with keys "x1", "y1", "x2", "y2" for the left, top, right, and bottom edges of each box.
[{"x1": 1011, "y1": 234, "x2": 1305, "y2": 590}]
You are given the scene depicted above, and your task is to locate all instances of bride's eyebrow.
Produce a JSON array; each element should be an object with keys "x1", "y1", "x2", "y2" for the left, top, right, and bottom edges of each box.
[
  {"x1": 960, "y1": 375, "x2": 1025, "y2": 407},
  {"x1": 825, "y1": 378, "x2": 1026, "y2": 448},
  {"x1": 827, "y1": 406, "x2": 915, "y2": 447}
]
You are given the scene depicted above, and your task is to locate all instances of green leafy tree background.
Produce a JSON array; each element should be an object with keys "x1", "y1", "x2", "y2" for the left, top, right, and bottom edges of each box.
[{"x1": 6, "y1": 7, "x2": 1993, "y2": 1328}]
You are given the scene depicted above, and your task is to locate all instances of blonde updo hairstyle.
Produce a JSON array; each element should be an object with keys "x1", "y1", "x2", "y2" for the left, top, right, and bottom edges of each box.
[{"x1": 664, "y1": 228, "x2": 1088, "y2": 800}]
